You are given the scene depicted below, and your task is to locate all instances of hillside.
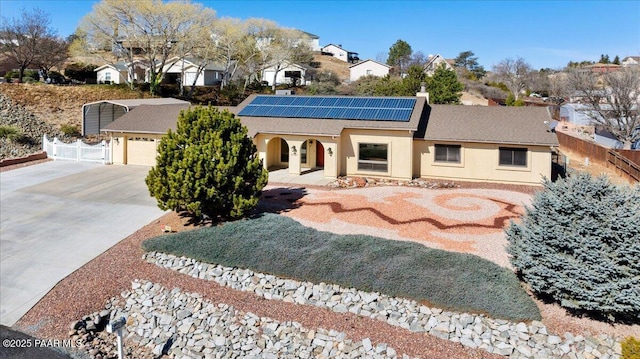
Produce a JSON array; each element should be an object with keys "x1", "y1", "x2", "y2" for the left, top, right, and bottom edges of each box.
[
  {"x1": 0, "y1": 83, "x2": 152, "y2": 129},
  {"x1": 313, "y1": 53, "x2": 351, "y2": 81}
]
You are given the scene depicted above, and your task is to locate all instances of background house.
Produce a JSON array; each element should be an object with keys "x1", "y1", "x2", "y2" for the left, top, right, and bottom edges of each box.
[
  {"x1": 321, "y1": 44, "x2": 359, "y2": 63},
  {"x1": 95, "y1": 61, "x2": 146, "y2": 84},
  {"x1": 262, "y1": 62, "x2": 308, "y2": 87},
  {"x1": 621, "y1": 56, "x2": 639, "y2": 67},
  {"x1": 349, "y1": 59, "x2": 391, "y2": 82},
  {"x1": 423, "y1": 54, "x2": 454, "y2": 76},
  {"x1": 301, "y1": 31, "x2": 321, "y2": 51},
  {"x1": 159, "y1": 57, "x2": 224, "y2": 86}
]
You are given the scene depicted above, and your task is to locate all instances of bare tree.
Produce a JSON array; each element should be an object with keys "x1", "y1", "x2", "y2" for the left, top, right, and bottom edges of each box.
[
  {"x1": 0, "y1": 8, "x2": 59, "y2": 82},
  {"x1": 567, "y1": 67, "x2": 640, "y2": 149},
  {"x1": 79, "y1": 0, "x2": 210, "y2": 95},
  {"x1": 34, "y1": 36, "x2": 69, "y2": 80},
  {"x1": 492, "y1": 57, "x2": 534, "y2": 100}
]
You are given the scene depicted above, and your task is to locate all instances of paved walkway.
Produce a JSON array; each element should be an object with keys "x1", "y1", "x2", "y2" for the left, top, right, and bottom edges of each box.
[
  {"x1": 0, "y1": 161, "x2": 165, "y2": 326},
  {"x1": 267, "y1": 168, "x2": 335, "y2": 186}
]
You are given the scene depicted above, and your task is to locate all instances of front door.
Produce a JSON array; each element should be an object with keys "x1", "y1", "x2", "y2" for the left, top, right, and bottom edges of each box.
[{"x1": 316, "y1": 142, "x2": 324, "y2": 167}]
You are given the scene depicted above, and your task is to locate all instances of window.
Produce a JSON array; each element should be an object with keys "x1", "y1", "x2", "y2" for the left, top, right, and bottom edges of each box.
[
  {"x1": 499, "y1": 147, "x2": 527, "y2": 167},
  {"x1": 366, "y1": 69, "x2": 373, "y2": 76},
  {"x1": 301, "y1": 141, "x2": 308, "y2": 164},
  {"x1": 358, "y1": 143, "x2": 388, "y2": 172},
  {"x1": 105, "y1": 72, "x2": 111, "y2": 81},
  {"x1": 434, "y1": 144, "x2": 461, "y2": 163},
  {"x1": 280, "y1": 138, "x2": 289, "y2": 163}
]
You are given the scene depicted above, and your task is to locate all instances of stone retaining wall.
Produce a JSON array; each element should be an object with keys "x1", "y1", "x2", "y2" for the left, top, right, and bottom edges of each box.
[
  {"x1": 74, "y1": 280, "x2": 413, "y2": 358},
  {"x1": 144, "y1": 252, "x2": 622, "y2": 359}
]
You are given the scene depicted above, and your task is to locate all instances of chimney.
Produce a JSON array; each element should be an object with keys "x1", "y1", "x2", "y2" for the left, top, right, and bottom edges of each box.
[{"x1": 416, "y1": 82, "x2": 429, "y2": 103}]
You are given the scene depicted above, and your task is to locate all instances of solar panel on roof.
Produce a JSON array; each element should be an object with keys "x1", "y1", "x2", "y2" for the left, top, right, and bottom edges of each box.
[{"x1": 237, "y1": 95, "x2": 416, "y2": 122}]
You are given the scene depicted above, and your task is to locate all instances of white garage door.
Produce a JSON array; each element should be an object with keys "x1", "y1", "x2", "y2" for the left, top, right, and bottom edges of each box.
[{"x1": 127, "y1": 137, "x2": 158, "y2": 166}]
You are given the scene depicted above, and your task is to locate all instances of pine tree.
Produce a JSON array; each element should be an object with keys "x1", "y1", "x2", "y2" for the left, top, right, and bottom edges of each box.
[
  {"x1": 146, "y1": 106, "x2": 268, "y2": 220},
  {"x1": 506, "y1": 173, "x2": 640, "y2": 320},
  {"x1": 426, "y1": 64, "x2": 464, "y2": 104}
]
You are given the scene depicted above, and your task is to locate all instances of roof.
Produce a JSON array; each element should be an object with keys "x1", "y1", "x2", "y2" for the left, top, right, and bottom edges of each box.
[
  {"x1": 102, "y1": 104, "x2": 191, "y2": 134},
  {"x1": 235, "y1": 94, "x2": 426, "y2": 138},
  {"x1": 422, "y1": 105, "x2": 559, "y2": 146},
  {"x1": 349, "y1": 59, "x2": 391, "y2": 69},
  {"x1": 99, "y1": 95, "x2": 559, "y2": 147},
  {"x1": 95, "y1": 62, "x2": 127, "y2": 72},
  {"x1": 83, "y1": 98, "x2": 190, "y2": 110},
  {"x1": 301, "y1": 31, "x2": 319, "y2": 39}
]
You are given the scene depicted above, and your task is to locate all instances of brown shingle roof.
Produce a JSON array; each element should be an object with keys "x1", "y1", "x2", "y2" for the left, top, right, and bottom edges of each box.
[
  {"x1": 422, "y1": 105, "x2": 559, "y2": 146},
  {"x1": 102, "y1": 104, "x2": 191, "y2": 134},
  {"x1": 101, "y1": 97, "x2": 558, "y2": 147}
]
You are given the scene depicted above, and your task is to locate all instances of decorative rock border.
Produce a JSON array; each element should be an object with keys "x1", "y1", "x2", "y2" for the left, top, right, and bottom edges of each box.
[
  {"x1": 74, "y1": 280, "x2": 414, "y2": 359},
  {"x1": 144, "y1": 252, "x2": 623, "y2": 359},
  {"x1": 328, "y1": 176, "x2": 459, "y2": 189}
]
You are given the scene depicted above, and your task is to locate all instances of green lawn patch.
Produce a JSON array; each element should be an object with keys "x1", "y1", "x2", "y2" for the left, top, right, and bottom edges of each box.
[{"x1": 143, "y1": 213, "x2": 541, "y2": 322}]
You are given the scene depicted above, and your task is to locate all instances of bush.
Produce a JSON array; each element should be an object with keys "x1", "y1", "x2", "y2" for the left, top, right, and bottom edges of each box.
[
  {"x1": 0, "y1": 125, "x2": 25, "y2": 142},
  {"x1": 143, "y1": 213, "x2": 541, "y2": 322},
  {"x1": 60, "y1": 123, "x2": 80, "y2": 137},
  {"x1": 506, "y1": 173, "x2": 640, "y2": 321},
  {"x1": 64, "y1": 62, "x2": 97, "y2": 82},
  {"x1": 623, "y1": 336, "x2": 640, "y2": 359},
  {"x1": 145, "y1": 106, "x2": 268, "y2": 220}
]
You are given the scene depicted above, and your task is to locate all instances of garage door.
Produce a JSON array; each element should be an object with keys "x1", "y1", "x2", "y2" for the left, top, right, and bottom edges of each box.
[{"x1": 127, "y1": 137, "x2": 158, "y2": 166}]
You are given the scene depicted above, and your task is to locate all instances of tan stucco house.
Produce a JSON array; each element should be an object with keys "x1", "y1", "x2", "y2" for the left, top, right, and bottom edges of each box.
[{"x1": 102, "y1": 94, "x2": 558, "y2": 185}]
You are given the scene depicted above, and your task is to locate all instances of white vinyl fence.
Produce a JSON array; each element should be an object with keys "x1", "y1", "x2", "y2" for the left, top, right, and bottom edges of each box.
[{"x1": 42, "y1": 135, "x2": 111, "y2": 164}]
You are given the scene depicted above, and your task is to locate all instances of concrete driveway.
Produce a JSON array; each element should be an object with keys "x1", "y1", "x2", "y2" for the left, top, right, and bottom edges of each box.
[{"x1": 0, "y1": 161, "x2": 165, "y2": 326}]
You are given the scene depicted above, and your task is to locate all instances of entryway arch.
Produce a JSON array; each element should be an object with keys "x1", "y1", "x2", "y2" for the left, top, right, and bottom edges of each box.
[{"x1": 265, "y1": 137, "x2": 290, "y2": 169}]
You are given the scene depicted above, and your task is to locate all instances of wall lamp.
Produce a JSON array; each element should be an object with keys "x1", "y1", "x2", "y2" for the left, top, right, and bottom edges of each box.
[
  {"x1": 291, "y1": 146, "x2": 297, "y2": 155},
  {"x1": 327, "y1": 148, "x2": 333, "y2": 157},
  {"x1": 114, "y1": 137, "x2": 119, "y2": 145}
]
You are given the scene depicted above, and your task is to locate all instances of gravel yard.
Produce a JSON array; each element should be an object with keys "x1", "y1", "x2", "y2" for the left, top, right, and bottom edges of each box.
[{"x1": 13, "y1": 181, "x2": 639, "y2": 358}]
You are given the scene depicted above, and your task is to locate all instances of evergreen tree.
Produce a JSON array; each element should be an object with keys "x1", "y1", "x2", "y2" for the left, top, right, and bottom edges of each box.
[
  {"x1": 506, "y1": 173, "x2": 640, "y2": 321},
  {"x1": 386, "y1": 39, "x2": 412, "y2": 75},
  {"x1": 426, "y1": 64, "x2": 463, "y2": 104},
  {"x1": 613, "y1": 55, "x2": 620, "y2": 65},
  {"x1": 401, "y1": 64, "x2": 428, "y2": 96},
  {"x1": 146, "y1": 106, "x2": 268, "y2": 220}
]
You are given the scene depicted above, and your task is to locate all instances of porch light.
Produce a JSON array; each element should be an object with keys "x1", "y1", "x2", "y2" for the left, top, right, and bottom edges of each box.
[
  {"x1": 114, "y1": 137, "x2": 119, "y2": 145},
  {"x1": 327, "y1": 148, "x2": 333, "y2": 157},
  {"x1": 291, "y1": 146, "x2": 297, "y2": 155}
]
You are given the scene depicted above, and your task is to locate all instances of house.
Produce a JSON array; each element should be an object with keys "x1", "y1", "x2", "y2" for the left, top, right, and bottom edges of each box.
[
  {"x1": 621, "y1": 56, "x2": 640, "y2": 67},
  {"x1": 261, "y1": 62, "x2": 308, "y2": 87},
  {"x1": 103, "y1": 94, "x2": 558, "y2": 185},
  {"x1": 301, "y1": 31, "x2": 321, "y2": 52},
  {"x1": 349, "y1": 60, "x2": 391, "y2": 82},
  {"x1": 95, "y1": 61, "x2": 147, "y2": 84},
  {"x1": 321, "y1": 44, "x2": 359, "y2": 63},
  {"x1": 424, "y1": 54, "x2": 454, "y2": 76},
  {"x1": 559, "y1": 103, "x2": 639, "y2": 149},
  {"x1": 82, "y1": 98, "x2": 190, "y2": 136},
  {"x1": 158, "y1": 57, "x2": 225, "y2": 86},
  {"x1": 583, "y1": 63, "x2": 621, "y2": 73}
]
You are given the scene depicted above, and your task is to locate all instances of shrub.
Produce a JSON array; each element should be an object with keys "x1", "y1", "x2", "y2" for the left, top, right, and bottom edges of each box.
[
  {"x1": 623, "y1": 336, "x2": 640, "y2": 359},
  {"x1": 143, "y1": 213, "x2": 541, "y2": 322},
  {"x1": 506, "y1": 173, "x2": 640, "y2": 321},
  {"x1": 64, "y1": 62, "x2": 97, "y2": 82},
  {"x1": 60, "y1": 123, "x2": 80, "y2": 137},
  {"x1": 0, "y1": 125, "x2": 25, "y2": 142},
  {"x1": 145, "y1": 106, "x2": 268, "y2": 220}
]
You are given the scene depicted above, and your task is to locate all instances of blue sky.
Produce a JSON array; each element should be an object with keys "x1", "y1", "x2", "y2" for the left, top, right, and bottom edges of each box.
[{"x1": 1, "y1": 0, "x2": 639, "y2": 70}]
